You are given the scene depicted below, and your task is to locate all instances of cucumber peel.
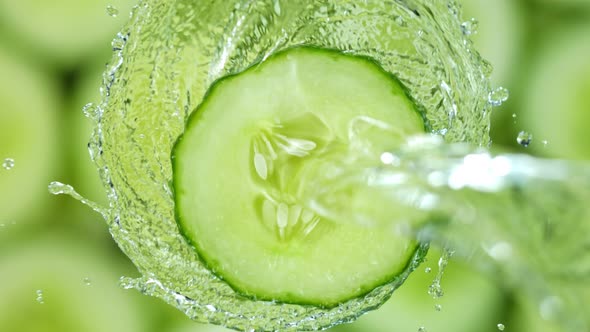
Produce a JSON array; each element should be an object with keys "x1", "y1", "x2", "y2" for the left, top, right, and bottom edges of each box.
[{"x1": 173, "y1": 47, "x2": 426, "y2": 307}]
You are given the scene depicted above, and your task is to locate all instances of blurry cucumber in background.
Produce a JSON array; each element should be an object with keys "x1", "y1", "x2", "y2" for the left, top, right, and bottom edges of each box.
[
  {"x1": 461, "y1": 0, "x2": 525, "y2": 86},
  {"x1": 508, "y1": 296, "x2": 564, "y2": 332},
  {"x1": 0, "y1": 46, "x2": 59, "y2": 233},
  {"x1": 0, "y1": 234, "x2": 146, "y2": 332},
  {"x1": 532, "y1": 0, "x2": 590, "y2": 10},
  {"x1": 0, "y1": 0, "x2": 136, "y2": 68},
  {"x1": 330, "y1": 249, "x2": 507, "y2": 332},
  {"x1": 519, "y1": 23, "x2": 590, "y2": 160}
]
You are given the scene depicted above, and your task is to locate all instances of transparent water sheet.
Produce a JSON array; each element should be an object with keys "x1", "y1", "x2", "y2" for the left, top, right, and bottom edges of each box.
[
  {"x1": 308, "y1": 136, "x2": 590, "y2": 331},
  {"x1": 82, "y1": 0, "x2": 494, "y2": 330}
]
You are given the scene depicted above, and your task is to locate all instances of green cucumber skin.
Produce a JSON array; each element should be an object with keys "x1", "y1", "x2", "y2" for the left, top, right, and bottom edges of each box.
[{"x1": 172, "y1": 46, "x2": 427, "y2": 307}]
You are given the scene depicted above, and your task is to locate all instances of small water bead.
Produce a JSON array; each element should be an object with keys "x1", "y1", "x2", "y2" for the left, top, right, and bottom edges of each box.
[
  {"x1": 106, "y1": 5, "x2": 119, "y2": 17},
  {"x1": 434, "y1": 304, "x2": 442, "y2": 312},
  {"x1": 111, "y1": 32, "x2": 128, "y2": 51},
  {"x1": 516, "y1": 131, "x2": 533, "y2": 147},
  {"x1": 418, "y1": 327, "x2": 427, "y2": 332},
  {"x1": 83, "y1": 277, "x2": 92, "y2": 286},
  {"x1": 460, "y1": 18, "x2": 479, "y2": 36},
  {"x1": 82, "y1": 102, "x2": 98, "y2": 119},
  {"x1": 425, "y1": 267, "x2": 432, "y2": 273},
  {"x1": 497, "y1": 323, "x2": 505, "y2": 331},
  {"x1": 2, "y1": 158, "x2": 15, "y2": 170},
  {"x1": 488, "y1": 87, "x2": 510, "y2": 107},
  {"x1": 36, "y1": 290, "x2": 44, "y2": 304}
]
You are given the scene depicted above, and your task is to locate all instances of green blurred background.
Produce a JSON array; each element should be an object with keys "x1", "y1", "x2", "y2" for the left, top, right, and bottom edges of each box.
[{"x1": 0, "y1": 0, "x2": 588, "y2": 331}]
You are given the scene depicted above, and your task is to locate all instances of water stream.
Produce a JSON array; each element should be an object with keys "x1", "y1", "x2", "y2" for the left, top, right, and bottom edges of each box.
[{"x1": 306, "y1": 135, "x2": 590, "y2": 331}]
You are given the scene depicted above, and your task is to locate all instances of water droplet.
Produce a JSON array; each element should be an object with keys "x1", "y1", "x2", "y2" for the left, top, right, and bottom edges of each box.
[
  {"x1": 418, "y1": 327, "x2": 427, "y2": 332},
  {"x1": 112, "y1": 32, "x2": 128, "y2": 51},
  {"x1": 82, "y1": 103, "x2": 97, "y2": 119},
  {"x1": 481, "y1": 59, "x2": 493, "y2": 77},
  {"x1": 542, "y1": 140, "x2": 549, "y2": 147},
  {"x1": 460, "y1": 18, "x2": 479, "y2": 36},
  {"x1": 36, "y1": 290, "x2": 44, "y2": 304},
  {"x1": 497, "y1": 323, "x2": 505, "y2": 331},
  {"x1": 434, "y1": 304, "x2": 442, "y2": 311},
  {"x1": 488, "y1": 87, "x2": 509, "y2": 106},
  {"x1": 425, "y1": 267, "x2": 432, "y2": 273},
  {"x1": 516, "y1": 131, "x2": 533, "y2": 147},
  {"x1": 2, "y1": 158, "x2": 15, "y2": 170},
  {"x1": 428, "y1": 249, "x2": 453, "y2": 299},
  {"x1": 428, "y1": 282, "x2": 444, "y2": 299},
  {"x1": 512, "y1": 113, "x2": 517, "y2": 118},
  {"x1": 106, "y1": 5, "x2": 119, "y2": 17},
  {"x1": 83, "y1": 277, "x2": 92, "y2": 286},
  {"x1": 48, "y1": 181, "x2": 74, "y2": 195}
]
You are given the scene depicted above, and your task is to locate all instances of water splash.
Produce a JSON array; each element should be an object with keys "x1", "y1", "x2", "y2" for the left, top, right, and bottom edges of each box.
[
  {"x1": 77, "y1": 0, "x2": 495, "y2": 330},
  {"x1": 48, "y1": 182, "x2": 106, "y2": 217}
]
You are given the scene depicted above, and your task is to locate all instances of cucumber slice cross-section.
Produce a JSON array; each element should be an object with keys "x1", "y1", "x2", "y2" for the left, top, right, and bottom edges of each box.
[{"x1": 173, "y1": 47, "x2": 426, "y2": 307}]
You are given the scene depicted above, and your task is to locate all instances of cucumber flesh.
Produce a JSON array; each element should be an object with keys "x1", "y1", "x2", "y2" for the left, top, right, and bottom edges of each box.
[{"x1": 173, "y1": 47, "x2": 425, "y2": 307}]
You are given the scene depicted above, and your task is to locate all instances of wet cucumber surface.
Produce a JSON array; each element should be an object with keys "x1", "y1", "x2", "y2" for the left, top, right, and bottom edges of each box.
[{"x1": 173, "y1": 47, "x2": 426, "y2": 307}]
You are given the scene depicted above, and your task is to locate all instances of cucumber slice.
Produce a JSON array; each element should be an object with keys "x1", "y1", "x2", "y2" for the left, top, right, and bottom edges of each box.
[
  {"x1": 520, "y1": 23, "x2": 590, "y2": 160},
  {"x1": 173, "y1": 47, "x2": 426, "y2": 307}
]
